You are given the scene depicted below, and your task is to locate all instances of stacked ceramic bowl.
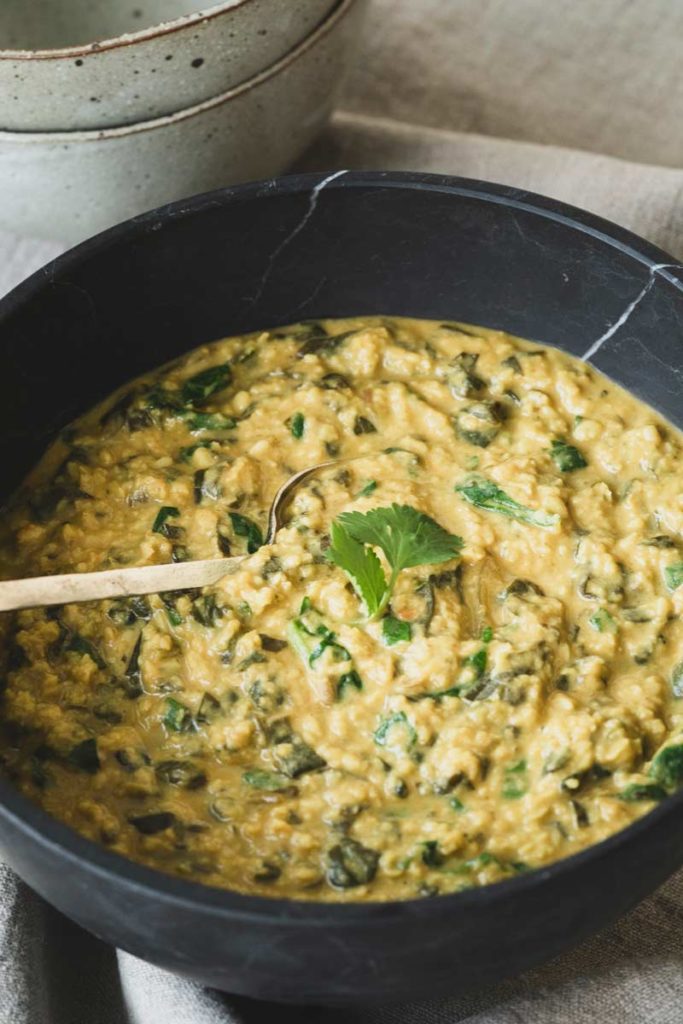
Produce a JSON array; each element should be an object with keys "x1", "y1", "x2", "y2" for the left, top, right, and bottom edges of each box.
[{"x1": 0, "y1": 0, "x2": 366, "y2": 243}]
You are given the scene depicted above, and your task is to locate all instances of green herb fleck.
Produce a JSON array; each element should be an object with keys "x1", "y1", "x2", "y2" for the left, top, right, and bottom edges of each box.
[
  {"x1": 192, "y1": 593, "x2": 222, "y2": 627},
  {"x1": 336, "y1": 670, "x2": 363, "y2": 700},
  {"x1": 409, "y1": 684, "x2": 463, "y2": 702},
  {"x1": 228, "y1": 512, "x2": 264, "y2": 554},
  {"x1": 242, "y1": 769, "x2": 294, "y2": 792},
  {"x1": 456, "y1": 851, "x2": 528, "y2": 875},
  {"x1": 502, "y1": 759, "x2": 528, "y2": 799},
  {"x1": 163, "y1": 697, "x2": 192, "y2": 732},
  {"x1": 382, "y1": 616, "x2": 412, "y2": 646},
  {"x1": 179, "y1": 440, "x2": 217, "y2": 461},
  {"x1": 411, "y1": 688, "x2": 464, "y2": 704},
  {"x1": 455, "y1": 401, "x2": 504, "y2": 447},
  {"x1": 502, "y1": 355, "x2": 523, "y2": 374},
  {"x1": 165, "y1": 606, "x2": 183, "y2": 627},
  {"x1": 357, "y1": 480, "x2": 378, "y2": 498},
  {"x1": 589, "y1": 608, "x2": 618, "y2": 633},
  {"x1": 269, "y1": 719, "x2": 326, "y2": 777},
  {"x1": 619, "y1": 782, "x2": 668, "y2": 802},
  {"x1": 123, "y1": 633, "x2": 143, "y2": 697},
  {"x1": 326, "y1": 837, "x2": 379, "y2": 889},
  {"x1": 309, "y1": 631, "x2": 350, "y2": 668},
  {"x1": 650, "y1": 744, "x2": 683, "y2": 789},
  {"x1": 353, "y1": 415, "x2": 377, "y2": 435},
  {"x1": 288, "y1": 608, "x2": 352, "y2": 671},
  {"x1": 152, "y1": 505, "x2": 181, "y2": 537},
  {"x1": 549, "y1": 438, "x2": 588, "y2": 472},
  {"x1": 373, "y1": 711, "x2": 417, "y2": 750},
  {"x1": 196, "y1": 693, "x2": 222, "y2": 723},
  {"x1": 237, "y1": 651, "x2": 267, "y2": 671},
  {"x1": 67, "y1": 738, "x2": 100, "y2": 774},
  {"x1": 672, "y1": 663, "x2": 683, "y2": 699},
  {"x1": 65, "y1": 634, "x2": 106, "y2": 670},
  {"x1": 462, "y1": 647, "x2": 487, "y2": 680},
  {"x1": 129, "y1": 812, "x2": 176, "y2": 835},
  {"x1": 456, "y1": 476, "x2": 559, "y2": 529},
  {"x1": 446, "y1": 353, "x2": 484, "y2": 399},
  {"x1": 181, "y1": 363, "x2": 232, "y2": 405},
  {"x1": 187, "y1": 411, "x2": 236, "y2": 432},
  {"x1": 287, "y1": 411, "x2": 305, "y2": 439},
  {"x1": 664, "y1": 563, "x2": 683, "y2": 592},
  {"x1": 420, "y1": 840, "x2": 444, "y2": 867}
]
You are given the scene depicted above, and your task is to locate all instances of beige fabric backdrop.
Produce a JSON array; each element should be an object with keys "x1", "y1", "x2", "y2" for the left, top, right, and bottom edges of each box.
[{"x1": 342, "y1": 0, "x2": 683, "y2": 167}]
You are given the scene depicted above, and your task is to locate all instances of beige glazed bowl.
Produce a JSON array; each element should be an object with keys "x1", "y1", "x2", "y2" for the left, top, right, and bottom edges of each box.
[
  {"x1": 0, "y1": 0, "x2": 339, "y2": 131},
  {"x1": 0, "y1": 0, "x2": 366, "y2": 244}
]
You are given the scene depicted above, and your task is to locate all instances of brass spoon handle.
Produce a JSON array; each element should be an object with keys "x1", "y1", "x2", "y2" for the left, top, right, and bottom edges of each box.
[
  {"x1": 0, "y1": 557, "x2": 240, "y2": 612},
  {"x1": 0, "y1": 459, "x2": 340, "y2": 613}
]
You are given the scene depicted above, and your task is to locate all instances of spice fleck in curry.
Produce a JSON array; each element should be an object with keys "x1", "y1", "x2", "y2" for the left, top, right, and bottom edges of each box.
[{"x1": 1, "y1": 317, "x2": 682, "y2": 901}]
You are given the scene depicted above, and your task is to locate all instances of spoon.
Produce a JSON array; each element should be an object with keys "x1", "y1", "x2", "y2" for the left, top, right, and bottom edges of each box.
[{"x1": 0, "y1": 460, "x2": 338, "y2": 613}]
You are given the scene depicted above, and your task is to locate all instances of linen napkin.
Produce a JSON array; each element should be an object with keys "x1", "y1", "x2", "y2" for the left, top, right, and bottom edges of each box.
[
  {"x1": 340, "y1": 0, "x2": 683, "y2": 170},
  {"x1": 1, "y1": 114, "x2": 682, "y2": 1023}
]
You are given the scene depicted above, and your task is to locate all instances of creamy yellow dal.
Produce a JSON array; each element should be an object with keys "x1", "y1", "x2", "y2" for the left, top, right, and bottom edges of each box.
[{"x1": 1, "y1": 316, "x2": 682, "y2": 901}]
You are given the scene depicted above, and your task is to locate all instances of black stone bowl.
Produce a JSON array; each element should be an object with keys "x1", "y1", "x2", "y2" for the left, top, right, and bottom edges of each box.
[{"x1": 0, "y1": 172, "x2": 682, "y2": 1005}]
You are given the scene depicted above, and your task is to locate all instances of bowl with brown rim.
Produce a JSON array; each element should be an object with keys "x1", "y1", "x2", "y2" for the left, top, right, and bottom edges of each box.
[{"x1": 0, "y1": 0, "x2": 339, "y2": 132}]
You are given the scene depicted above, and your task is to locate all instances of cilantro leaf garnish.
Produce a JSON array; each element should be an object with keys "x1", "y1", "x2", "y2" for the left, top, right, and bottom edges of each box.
[
  {"x1": 328, "y1": 504, "x2": 463, "y2": 619},
  {"x1": 337, "y1": 504, "x2": 464, "y2": 571},
  {"x1": 327, "y1": 521, "x2": 387, "y2": 617}
]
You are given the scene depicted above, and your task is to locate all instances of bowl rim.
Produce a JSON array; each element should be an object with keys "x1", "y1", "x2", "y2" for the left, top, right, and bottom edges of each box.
[
  {"x1": 0, "y1": 170, "x2": 682, "y2": 927},
  {"x1": 0, "y1": 0, "x2": 356, "y2": 144},
  {"x1": 0, "y1": 0, "x2": 315, "y2": 61}
]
